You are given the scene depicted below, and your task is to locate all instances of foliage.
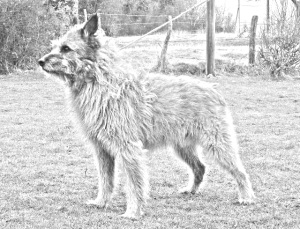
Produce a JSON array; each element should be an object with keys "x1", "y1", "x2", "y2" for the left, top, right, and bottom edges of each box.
[
  {"x1": 0, "y1": 0, "x2": 236, "y2": 73},
  {"x1": 0, "y1": 0, "x2": 70, "y2": 74},
  {"x1": 258, "y1": 2, "x2": 300, "y2": 79},
  {"x1": 216, "y1": 7, "x2": 235, "y2": 33},
  {"x1": 258, "y1": 28, "x2": 300, "y2": 79}
]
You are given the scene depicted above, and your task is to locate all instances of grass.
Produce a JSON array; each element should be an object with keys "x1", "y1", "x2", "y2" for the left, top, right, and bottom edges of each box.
[{"x1": 1, "y1": 33, "x2": 300, "y2": 228}]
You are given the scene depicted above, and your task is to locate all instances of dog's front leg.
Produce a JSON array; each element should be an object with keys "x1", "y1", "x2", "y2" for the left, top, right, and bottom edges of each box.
[
  {"x1": 119, "y1": 143, "x2": 149, "y2": 219},
  {"x1": 86, "y1": 144, "x2": 115, "y2": 208}
]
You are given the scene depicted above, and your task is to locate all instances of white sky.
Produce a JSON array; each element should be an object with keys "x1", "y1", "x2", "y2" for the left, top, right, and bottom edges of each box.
[
  {"x1": 219, "y1": 0, "x2": 266, "y2": 24},
  {"x1": 218, "y1": 0, "x2": 295, "y2": 25}
]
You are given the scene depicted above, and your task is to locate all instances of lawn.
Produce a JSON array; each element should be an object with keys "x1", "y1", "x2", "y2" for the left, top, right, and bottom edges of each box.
[{"x1": 0, "y1": 33, "x2": 300, "y2": 229}]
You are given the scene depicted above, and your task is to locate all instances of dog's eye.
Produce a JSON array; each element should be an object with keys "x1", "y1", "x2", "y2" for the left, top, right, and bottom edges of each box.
[{"x1": 61, "y1": 45, "x2": 72, "y2": 53}]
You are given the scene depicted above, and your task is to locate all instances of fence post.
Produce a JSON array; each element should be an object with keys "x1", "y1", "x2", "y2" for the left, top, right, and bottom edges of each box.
[
  {"x1": 97, "y1": 12, "x2": 102, "y2": 28},
  {"x1": 266, "y1": 0, "x2": 270, "y2": 33},
  {"x1": 96, "y1": 12, "x2": 105, "y2": 36},
  {"x1": 249, "y1": 15, "x2": 258, "y2": 65},
  {"x1": 155, "y1": 15, "x2": 173, "y2": 72},
  {"x1": 83, "y1": 9, "x2": 88, "y2": 22},
  {"x1": 206, "y1": 0, "x2": 215, "y2": 76}
]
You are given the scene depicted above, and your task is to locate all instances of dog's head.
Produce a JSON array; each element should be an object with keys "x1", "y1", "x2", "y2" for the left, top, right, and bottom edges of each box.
[{"x1": 38, "y1": 14, "x2": 108, "y2": 84}]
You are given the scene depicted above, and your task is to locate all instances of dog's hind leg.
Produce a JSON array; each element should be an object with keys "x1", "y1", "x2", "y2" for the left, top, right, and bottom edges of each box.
[
  {"x1": 200, "y1": 113, "x2": 255, "y2": 204},
  {"x1": 86, "y1": 144, "x2": 115, "y2": 208},
  {"x1": 174, "y1": 144, "x2": 205, "y2": 194},
  {"x1": 203, "y1": 143, "x2": 255, "y2": 204}
]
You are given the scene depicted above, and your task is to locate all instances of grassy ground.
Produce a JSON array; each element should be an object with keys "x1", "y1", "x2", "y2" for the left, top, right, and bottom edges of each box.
[{"x1": 1, "y1": 34, "x2": 300, "y2": 228}]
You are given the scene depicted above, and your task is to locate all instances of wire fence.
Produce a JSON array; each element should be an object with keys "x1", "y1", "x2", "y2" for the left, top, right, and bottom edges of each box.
[
  {"x1": 99, "y1": 13, "x2": 168, "y2": 18},
  {"x1": 89, "y1": 0, "x2": 215, "y2": 37},
  {"x1": 94, "y1": 12, "x2": 209, "y2": 36},
  {"x1": 1, "y1": 1, "x2": 291, "y2": 74},
  {"x1": 105, "y1": 11, "x2": 269, "y2": 66},
  {"x1": 92, "y1": 13, "x2": 273, "y2": 39}
]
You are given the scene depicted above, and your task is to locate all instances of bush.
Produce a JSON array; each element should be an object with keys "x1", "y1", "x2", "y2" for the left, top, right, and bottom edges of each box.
[
  {"x1": 0, "y1": 0, "x2": 69, "y2": 74},
  {"x1": 216, "y1": 6, "x2": 235, "y2": 33},
  {"x1": 258, "y1": 3, "x2": 300, "y2": 80},
  {"x1": 258, "y1": 31, "x2": 300, "y2": 79}
]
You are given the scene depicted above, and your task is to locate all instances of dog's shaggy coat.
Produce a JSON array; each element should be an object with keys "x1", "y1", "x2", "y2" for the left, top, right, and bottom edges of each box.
[{"x1": 38, "y1": 14, "x2": 255, "y2": 219}]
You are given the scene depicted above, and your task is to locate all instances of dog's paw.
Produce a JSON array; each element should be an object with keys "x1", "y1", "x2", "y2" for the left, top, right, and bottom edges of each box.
[
  {"x1": 178, "y1": 187, "x2": 196, "y2": 195},
  {"x1": 86, "y1": 199, "x2": 108, "y2": 209},
  {"x1": 119, "y1": 210, "x2": 144, "y2": 220},
  {"x1": 238, "y1": 196, "x2": 256, "y2": 205},
  {"x1": 239, "y1": 189, "x2": 256, "y2": 205},
  {"x1": 238, "y1": 193, "x2": 256, "y2": 205}
]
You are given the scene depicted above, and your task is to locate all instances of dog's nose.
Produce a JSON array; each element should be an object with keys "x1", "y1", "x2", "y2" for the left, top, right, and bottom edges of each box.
[{"x1": 38, "y1": 59, "x2": 45, "y2": 67}]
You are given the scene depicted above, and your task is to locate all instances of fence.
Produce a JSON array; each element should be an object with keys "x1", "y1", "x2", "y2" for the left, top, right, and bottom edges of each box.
[
  {"x1": 89, "y1": 5, "x2": 261, "y2": 72},
  {"x1": 96, "y1": 9, "x2": 237, "y2": 37},
  {"x1": 0, "y1": 0, "x2": 293, "y2": 75},
  {"x1": 0, "y1": 0, "x2": 237, "y2": 74}
]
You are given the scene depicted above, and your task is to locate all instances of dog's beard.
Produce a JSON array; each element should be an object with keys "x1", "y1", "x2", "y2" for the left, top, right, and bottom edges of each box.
[
  {"x1": 41, "y1": 65, "x2": 75, "y2": 86},
  {"x1": 41, "y1": 61, "x2": 73, "y2": 80}
]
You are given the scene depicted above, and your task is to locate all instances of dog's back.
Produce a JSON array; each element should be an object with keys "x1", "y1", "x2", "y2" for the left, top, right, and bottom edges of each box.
[{"x1": 137, "y1": 74, "x2": 227, "y2": 147}]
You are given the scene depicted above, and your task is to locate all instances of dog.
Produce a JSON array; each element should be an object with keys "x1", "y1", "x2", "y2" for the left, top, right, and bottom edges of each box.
[{"x1": 38, "y1": 14, "x2": 255, "y2": 219}]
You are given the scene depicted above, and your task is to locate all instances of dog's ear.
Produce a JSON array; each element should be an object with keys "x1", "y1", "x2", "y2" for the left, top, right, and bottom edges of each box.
[{"x1": 82, "y1": 14, "x2": 98, "y2": 38}]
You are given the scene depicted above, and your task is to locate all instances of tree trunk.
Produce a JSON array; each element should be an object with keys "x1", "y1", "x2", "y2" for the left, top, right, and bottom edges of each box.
[{"x1": 291, "y1": 0, "x2": 300, "y2": 18}]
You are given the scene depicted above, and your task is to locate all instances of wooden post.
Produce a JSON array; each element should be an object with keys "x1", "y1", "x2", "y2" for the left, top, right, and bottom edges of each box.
[
  {"x1": 206, "y1": 0, "x2": 215, "y2": 76},
  {"x1": 83, "y1": 9, "x2": 88, "y2": 22},
  {"x1": 266, "y1": 0, "x2": 270, "y2": 33},
  {"x1": 249, "y1": 16, "x2": 258, "y2": 65},
  {"x1": 97, "y1": 12, "x2": 102, "y2": 28},
  {"x1": 235, "y1": 6, "x2": 240, "y2": 33},
  {"x1": 235, "y1": 0, "x2": 241, "y2": 34},
  {"x1": 238, "y1": 0, "x2": 241, "y2": 34},
  {"x1": 96, "y1": 12, "x2": 105, "y2": 36},
  {"x1": 155, "y1": 15, "x2": 173, "y2": 72}
]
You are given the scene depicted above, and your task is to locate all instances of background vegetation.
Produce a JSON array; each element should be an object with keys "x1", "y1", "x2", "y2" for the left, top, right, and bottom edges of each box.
[
  {"x1": 1, "y1": 1, "x2": 300, "y2": 228},
  {"x1": 258, "y1": 1, "x2": 300, "y2": 80},
  {"x1": 0, "y1": 0, "x2": 235, "y2": 74},
  {"x1": 0, "y1": 0, "x2": 299, "y2": 76},
  {"x1": 0, "y1": 0, "x2": 70, "y2": 74}
]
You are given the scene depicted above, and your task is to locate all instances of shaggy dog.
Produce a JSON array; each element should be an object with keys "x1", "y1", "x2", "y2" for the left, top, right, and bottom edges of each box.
[{"x1": 38, "y1": 14, "x2": 255, "y2": 219}]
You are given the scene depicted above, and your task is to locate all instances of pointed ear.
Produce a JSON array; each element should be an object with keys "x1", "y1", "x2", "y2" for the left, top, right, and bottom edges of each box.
[{"x1": 82, "y1": 14, "x2": 98, "y2": 38}]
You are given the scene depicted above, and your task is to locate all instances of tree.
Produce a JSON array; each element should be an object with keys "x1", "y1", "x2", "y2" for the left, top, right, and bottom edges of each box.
[
  {"x1": 47, "y1": 0, "x2": 79, "y2": 24},
  {"x1": 158, "y1": 0, "x2": 174, "y2": 11}
]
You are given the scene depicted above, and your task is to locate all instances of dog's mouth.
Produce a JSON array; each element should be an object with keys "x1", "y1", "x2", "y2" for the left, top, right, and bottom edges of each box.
[
  {"x1": 41, "y1": 66, "x2": 74, "y2": 83},
  {"x1": 39, "y1": 56, "x2": 74, "y2": 80}
]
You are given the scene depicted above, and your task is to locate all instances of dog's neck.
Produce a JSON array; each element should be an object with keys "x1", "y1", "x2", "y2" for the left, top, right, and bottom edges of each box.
[{"x1": 69, "y1": 49, "x2": 137, "y2": 96}]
